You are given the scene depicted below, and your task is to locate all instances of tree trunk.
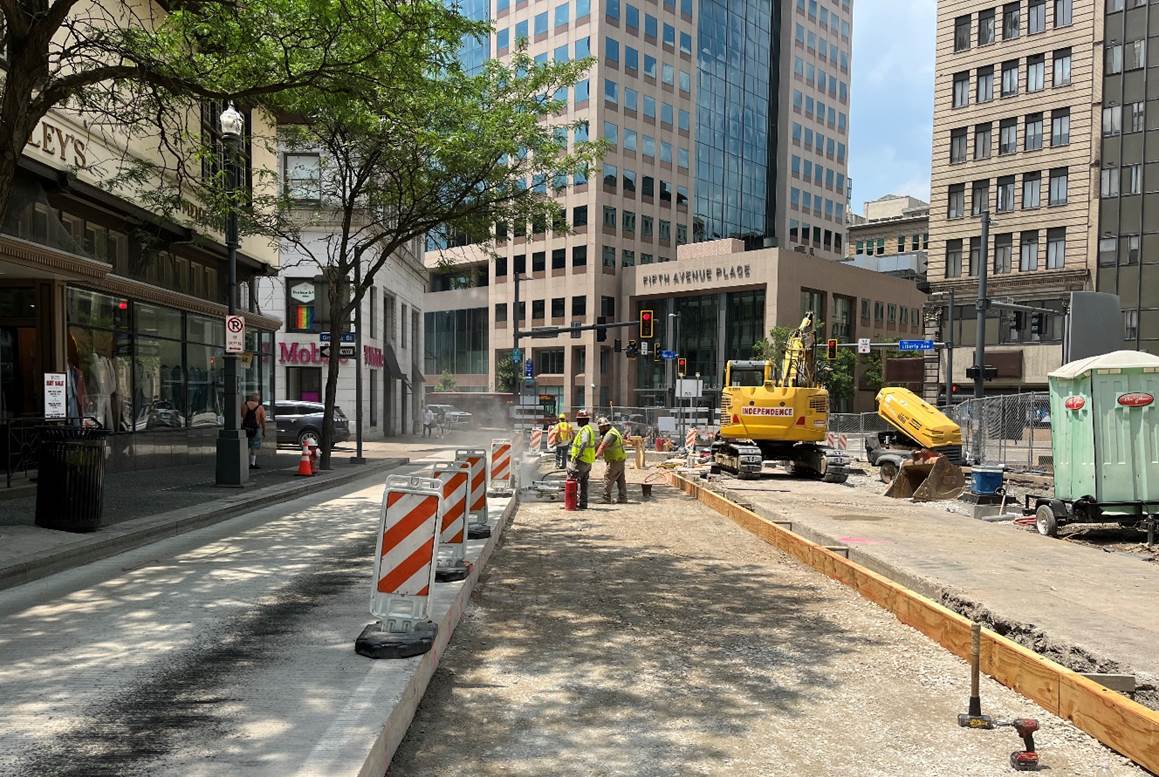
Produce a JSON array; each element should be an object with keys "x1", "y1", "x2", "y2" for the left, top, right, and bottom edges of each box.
[{"x1": 320, "y1": 277, "x2": 345, "y2": 470}]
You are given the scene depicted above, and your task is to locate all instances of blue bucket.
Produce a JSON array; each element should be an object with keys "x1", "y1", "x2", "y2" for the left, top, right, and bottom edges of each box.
[{"x1": 971, "y1": 466, "x2": 1005, "y2": 495}]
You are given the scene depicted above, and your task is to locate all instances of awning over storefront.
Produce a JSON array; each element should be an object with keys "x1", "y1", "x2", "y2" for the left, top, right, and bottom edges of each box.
[{"x1": 382, "y1": 344, "x2": 406, "y2": 380}]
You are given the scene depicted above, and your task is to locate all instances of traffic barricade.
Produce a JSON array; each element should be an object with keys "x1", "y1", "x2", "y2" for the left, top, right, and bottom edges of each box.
[
  {"x1": 429, "y1": 463, "x2": 471, "y2": 582},
  {"x1": 529, "y1": 428, "x2": 543, "y2": 451},
  {"x1": 356, "y1": 475, "x2": 442, "y2": 659},
  {"x1": 455, "y1": 448, "x2": 491, "y2": 539},
  {"x1": 489, "y1": 438, "x2": 514, "y2": 495}
]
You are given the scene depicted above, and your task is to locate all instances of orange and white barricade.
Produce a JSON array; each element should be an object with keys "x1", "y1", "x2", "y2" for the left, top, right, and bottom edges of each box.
[
  {"x1": 489, "y1": 438, "x2": 514, "y2": 495},
  {"x1": 529, "y1": 428, "x2": 543, "y2": 451},
  {"x1": 429, "y1": 463, "x2": 471, "y2": 582},
  {"x1": 546, "y1": 426, "x2": 558, "y2": 449},
  {"x1": 355, "y1": 475, "x2": 442, "y2": 659},
  {"x1": 455, "y1": 448, "x2": 492, "y2": 539},
  {"x1": 826, "y1": 432, "x2": 849, "y2": 451},
  {"x1": 685, "y1": 427, "x2": 698, "y2": 449}
]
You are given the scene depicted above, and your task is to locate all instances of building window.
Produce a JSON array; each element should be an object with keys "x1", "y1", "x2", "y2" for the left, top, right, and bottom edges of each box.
[
  {"x1": 1046, "y1": 228, "x2": 1066, "y2": 268},
  {"x1": 1127, "y1": 39, "x2": 1146, "y2": 71},
  {"x1": 1053, "y1": 48, "x2": 1071, "y2": 86},
  {"x1": 1103, "y1": 105, "x2": 1122, "y2": 137},
  {"x1": 997, "y1": 175, "x2": 1016, "y2": 212},
  {"x1": 1028, "y1": 0, "x2": 1045, "y2": 33},
  {"x1": 283, "y1": 153, "x2": 321, "y2": 202},
  {"x1": 978, "y1": 8, "x2": 995, "y2": 44},
  {"x1": 602, "y1": 205, "x2": 616, "y2": 228},
  {"x1": 1125, "y1": 234, "x2": 1141, "y2": 265},
  {"x1": 1126, "y1": 163, "x2": 1142, "y2": 194},
  {"x1": 1001, "y1": 60, "x2": 1019, "y2": 97},
  {"x1": 1106, "y1": 44, "x2": 1123, "y2": 75},
  {"x1": 1125, "y1": 309, "x2": 1139, "y2": 341},
  {"x1": 573, "y1": 245, "x2": 588, "y2": 267},
  {"x1": 1025, "y1": 113, "x2": 1043, "y2": 150},
  {"x1": 954, "y1": 14, "x2": 971, "y2": 51},
  {"x1": 999, "y1": 118, "x2": 1017, "y2": 154},
  {"x1": 1051, "y1": 108, "x2": 1070, "y2": 146},
  {"x1": 1027, "y1": 55, "x2": 1045, "y2": 92},
  {"x1": 948, "y1": 184, "x2": 965, "y2": 218},
  {"x1": 1048, "y1": 167, "x2": 1068, "y2": 206},
  {"x1": 953, "y1": 72, "x2": 970, "y2": 108},
  {"x1": 573, "y1": 205, "x2": 588, "y2": 227},
  {"x1": 532, "y1": 300, "x2": 545, "y2": 320},
  {"x1": 551, "y1": 297, "x2": 565, "y2": 318},
  {"x1": 622, "y1": 210, "x2": 636, "y2": 234},
  {"x1": 994, "y1": 233, "x2": 1013, "y2": 273},
  {"x1": 946, "y1": 239, "x2": 963, "y2": 278},
  {"x1": 601, "y1": 245, "x2": 616, "y2": 268},
  {"x1": 1102, "y1": 166, "x2": 1120, "y2": 198},
  {"x1": 1020, "y1": 231, "x2": 1039, "y2": 271},
  {"x1": 495, "y1": 303, "x2": 508, "y2": 324},
  {"x1": 974, "y1": 122, "x2": 992, "y2": 160},
  {"x1": 968, "y1": 237, "x2": 981, "y2": 276},
  {"x1": 1003, "y1": 1, "x2": 1020, "y2": 39},
  {"x1": 552, "y1": 248, "x2": 566, "y2": 270},
  {"x1": 1054, "y1": 0, "x2": 1071, "y2": 26},
  {"x1": 972, "y1": 179, "x2": 990, "y2": 216},
  {"x1": 572, "y1": 295, "x2": 586, "y2": 316},
  {"x1": 1099, "y1": 237, "x2": 1118, "y2": 267},
  {"x1": 1129, "y1": 101, "x2": 1145, "y2": 133},
  {"x1": 601, "y1": 296, "x2": 615, "y2": 318},
  {"x1": 977, "y1": 66, "x2": 994, "y2": 103}
]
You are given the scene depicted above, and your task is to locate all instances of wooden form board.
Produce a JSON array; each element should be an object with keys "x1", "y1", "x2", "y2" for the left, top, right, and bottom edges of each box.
[{"x1": 667, "y1": 473, "x2": 1159, "y2": 774}]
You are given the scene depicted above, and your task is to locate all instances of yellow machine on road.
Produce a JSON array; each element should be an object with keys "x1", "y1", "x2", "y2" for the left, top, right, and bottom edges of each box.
[{"x1": 713, "y1": 312, "x2": 850, "y2": 482}]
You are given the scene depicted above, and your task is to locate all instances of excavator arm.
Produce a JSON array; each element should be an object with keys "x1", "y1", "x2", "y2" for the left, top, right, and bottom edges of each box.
[{"x1": 780, "y1": 312, "x2": 817, "y2": 388}]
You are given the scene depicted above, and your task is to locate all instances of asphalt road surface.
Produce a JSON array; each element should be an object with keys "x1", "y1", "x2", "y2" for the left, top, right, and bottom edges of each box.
[{"x1": 389, "y1": 489, "x2": 1143, "y2": 777}]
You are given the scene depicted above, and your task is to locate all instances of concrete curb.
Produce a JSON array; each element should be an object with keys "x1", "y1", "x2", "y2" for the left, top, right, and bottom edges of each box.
[
  {"x1": 0, "y1": 458, "x2": 409, "y2": 593},
  {"x1": 345, "y1": 494, "x2": 518, "y2": 777}
]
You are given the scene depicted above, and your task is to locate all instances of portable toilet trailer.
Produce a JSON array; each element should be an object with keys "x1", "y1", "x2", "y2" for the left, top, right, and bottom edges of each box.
[{"x1": 1037, "y1": 350, "x2": 1159, "y2": 536}]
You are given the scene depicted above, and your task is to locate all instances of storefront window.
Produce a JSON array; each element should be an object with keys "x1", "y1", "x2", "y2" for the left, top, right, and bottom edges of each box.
[
  {"x1": 187, "y1": 313, "x2": 224, "y2": 427},
  {"x1": 66, "y1": 288, "x2": 133, "y2": 430}
]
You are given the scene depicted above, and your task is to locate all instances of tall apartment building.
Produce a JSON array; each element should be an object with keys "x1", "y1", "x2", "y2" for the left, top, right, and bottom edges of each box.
[
  {"x1": 425, "y1": 0, "x2": 855, "y2": 410},
  {"x1": 1098, "y1": 0, "x2": 1159, "y2": 353},
  {"x1": 928, "y1": 0, "x2": 1097, "y2": 398}
]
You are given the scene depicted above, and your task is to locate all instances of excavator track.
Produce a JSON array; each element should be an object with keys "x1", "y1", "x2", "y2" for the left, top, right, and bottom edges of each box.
[{"x1": 711, "y1": 440, "x2": 764, "y2": 479}]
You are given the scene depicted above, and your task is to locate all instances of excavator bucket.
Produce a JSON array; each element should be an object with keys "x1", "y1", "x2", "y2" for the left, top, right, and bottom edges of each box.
[{"x1": 884, "y1": 456, "x2": 965, "y2": 502}]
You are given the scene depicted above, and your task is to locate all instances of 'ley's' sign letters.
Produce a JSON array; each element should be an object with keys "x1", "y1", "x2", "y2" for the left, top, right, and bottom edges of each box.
[{"x1": 25, "y1": 119, "x2": 87, "y2": 168}]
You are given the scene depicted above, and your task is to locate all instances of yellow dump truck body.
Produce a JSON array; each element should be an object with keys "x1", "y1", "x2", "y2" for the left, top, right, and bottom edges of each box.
[{"x1": 875, "y1": 387, "x2": 963, "y2": 450}]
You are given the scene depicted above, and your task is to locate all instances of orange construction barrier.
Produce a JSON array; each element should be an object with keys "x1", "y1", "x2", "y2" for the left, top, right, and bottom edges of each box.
[{"x1": 489, "y1": 438, "x2": 513, "y2": 494}]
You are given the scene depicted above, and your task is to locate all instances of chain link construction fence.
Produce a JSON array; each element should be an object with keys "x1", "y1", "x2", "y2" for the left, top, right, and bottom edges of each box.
[{"x1": 829, "y1": 392, "x2": 1053, "y2": 474}]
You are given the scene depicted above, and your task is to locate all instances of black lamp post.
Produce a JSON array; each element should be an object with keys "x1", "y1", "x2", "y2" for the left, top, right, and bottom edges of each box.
[{"x1": 215, "y1": 101, "x2": 248, "y2": 486}]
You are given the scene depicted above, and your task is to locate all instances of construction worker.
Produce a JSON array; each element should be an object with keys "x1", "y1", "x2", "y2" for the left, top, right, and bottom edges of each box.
[
  {"x1": 553, "y1": 413, "x2": 574, "y2": 469},
  {"x1": 567, "y1": 409, "x2": 597, "y2": 509},
  {"x1": 595, "y1": 416, "x2": 628, "y2": 504}
]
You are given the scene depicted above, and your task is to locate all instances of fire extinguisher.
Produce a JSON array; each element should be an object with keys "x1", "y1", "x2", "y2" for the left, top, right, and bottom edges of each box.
[{"x1": 564, "y1": 477, "x2": 578, "y2": 511}]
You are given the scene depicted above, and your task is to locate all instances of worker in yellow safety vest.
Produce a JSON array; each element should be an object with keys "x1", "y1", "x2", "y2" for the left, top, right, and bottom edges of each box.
[
  {"x1": 553, "y1": 413, "x2": 574, "y2": 469},
  {"x1": 567, "y1": 409, "x2": 597, "y2": 509},
  {"x1": 595, "y1": 417, "x2": 628, "y2": 504}
]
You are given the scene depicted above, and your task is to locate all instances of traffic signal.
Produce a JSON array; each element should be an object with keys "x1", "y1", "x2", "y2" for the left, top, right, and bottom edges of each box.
[
  {"x1": 596, "y1": 315, "x2": 607, "y2": 342},
  {"x1": 614, "y1": 338, "x2": 622, "y2": 353},
  {"x1": 626, "y1": 340, "x2": 639, "y2": 358},
  {"x1": 570, "y1": 321, "x2": 581, "y2": 339},
  {"x1": 677, "y1": 357, "x2": 687, "y2": 377},
  {"x1": 826, "y1": 338, "x2": 838, "y2": 360},
  {"x1": 639, "y1": 309, "x2": 654, "y2": 339}
]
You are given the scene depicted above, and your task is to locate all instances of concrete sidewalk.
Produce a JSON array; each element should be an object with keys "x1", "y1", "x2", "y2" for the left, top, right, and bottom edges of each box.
[
  {"x1": 0, "y1": 448, "x2": 411, "y2": 592},
  {"x1": 704, "y1": 469, "x2": 1159, "y2": 707}
]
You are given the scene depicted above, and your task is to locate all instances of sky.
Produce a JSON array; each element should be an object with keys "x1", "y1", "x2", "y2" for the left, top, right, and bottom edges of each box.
[{"x1": 847, "y1": 0, "x2": 937, "y2": 216}]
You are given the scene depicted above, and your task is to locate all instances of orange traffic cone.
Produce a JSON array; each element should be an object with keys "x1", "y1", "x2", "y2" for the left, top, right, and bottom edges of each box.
[{"x1": 296, "y1": 443, "x2": 314, "y2": 477}]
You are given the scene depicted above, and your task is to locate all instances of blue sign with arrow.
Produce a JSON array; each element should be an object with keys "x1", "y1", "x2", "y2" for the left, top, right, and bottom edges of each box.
[
  {"x1": 524, "y1": 359, "x2": 535, "y2": 377},
  {"x1": 898, "y1": 339, "x2": 935, "y2": 352},
  {"x1": 512, "y1": 348, "x2": 522, "y2": 364},
  {"x1": 660, "y1": 350, "x2": 676, "y2": 360}
]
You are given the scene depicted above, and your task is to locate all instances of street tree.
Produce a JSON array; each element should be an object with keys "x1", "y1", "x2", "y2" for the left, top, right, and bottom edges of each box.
[
  {"x1": 0, "y1": 0, "x2": 442, "y2": 219},
  {"x1": 245, "y1": 48, "x2": 603, "y2": 467}
]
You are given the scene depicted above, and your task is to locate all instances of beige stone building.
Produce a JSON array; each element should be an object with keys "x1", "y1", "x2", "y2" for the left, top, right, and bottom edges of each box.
[{"x1": 928, "y1": 0, "x2": 1098, "y2": 398}]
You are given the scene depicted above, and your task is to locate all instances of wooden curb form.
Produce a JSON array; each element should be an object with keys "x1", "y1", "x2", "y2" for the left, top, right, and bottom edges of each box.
[{"x1": 667, "y1": 472, "x2": 1159, "y2": 774}]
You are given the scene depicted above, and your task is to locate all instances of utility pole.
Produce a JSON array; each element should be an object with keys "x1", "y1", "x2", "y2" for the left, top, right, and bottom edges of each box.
[
  {"x1": 946, "y1": 287, "x2": 955, "y2": 406},
  {"x1": 973, "y1": 211, "x2": 990, "y2": 401}
]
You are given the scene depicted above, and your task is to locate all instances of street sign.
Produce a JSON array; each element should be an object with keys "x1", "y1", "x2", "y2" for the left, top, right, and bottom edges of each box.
[
  {"x1": 660, "y1": 350, "x2": 676, "y2": 360},
  {"x1": 857, "y1": 337, "x2": 872, "y2": 354},
  {"x1": 319, "y1": 345, "x2": 356, "y2": 359},
  {"x1": 640, "y1": 341, "x2": 650, "y2": 356},
  {"x1": 898, "y1": 339, "x2": 934, "y2": 352},
  {"x1": 512, "y1": 348, "x2": 522, "y2": 364},
  {"x1": 225, "y1": 315, "x2": 245, "y2": 354},
  {"x1": 675, "y1": 378, "x2": 703, "y2": 399},
  {"x1": 320, "y1": 332, "x2": 356, "y2": 343},
  {"x1": 524, "y1": 359, "x2": 534, "y2": 378}
]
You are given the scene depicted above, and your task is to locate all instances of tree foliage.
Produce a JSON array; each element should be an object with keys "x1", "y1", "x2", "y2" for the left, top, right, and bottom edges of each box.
[
  {"x1": 495, "y1": 354, "x2": 519, "y2": 394},
  {"x1": 437, "y1": 371, "x2": 457, "y2": 392}
]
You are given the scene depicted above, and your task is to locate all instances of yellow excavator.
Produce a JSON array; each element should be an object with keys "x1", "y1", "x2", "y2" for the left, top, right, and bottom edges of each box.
[{"x1": 712, "y1": 312, "x2": 850, "y2": 482}]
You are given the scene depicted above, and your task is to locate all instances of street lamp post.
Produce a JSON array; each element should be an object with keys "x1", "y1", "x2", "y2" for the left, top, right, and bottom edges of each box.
[{"x1": 215, "y1": 101, "x2": 248, "y2": 487}]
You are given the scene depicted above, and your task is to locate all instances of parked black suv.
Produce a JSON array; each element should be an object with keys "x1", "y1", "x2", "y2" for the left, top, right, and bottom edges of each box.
[{"x1": 274, "y1": 401, "x2": 351, "y2": 447}]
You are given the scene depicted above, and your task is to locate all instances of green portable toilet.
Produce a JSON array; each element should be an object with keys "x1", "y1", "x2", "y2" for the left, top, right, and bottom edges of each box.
[{"x1": 1047, "y1": 350, "x2": 1159, "y2": 512}]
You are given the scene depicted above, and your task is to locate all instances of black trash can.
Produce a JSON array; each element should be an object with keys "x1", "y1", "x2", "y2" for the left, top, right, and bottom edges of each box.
[{"x1": 35, "y1": 426, "x2": 108, "y2": 532}]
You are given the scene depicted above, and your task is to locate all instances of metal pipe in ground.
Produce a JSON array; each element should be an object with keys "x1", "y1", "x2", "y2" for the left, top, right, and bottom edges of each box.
[{"x1": 968, "y1": 622, "x2": 982, "y2": 717}]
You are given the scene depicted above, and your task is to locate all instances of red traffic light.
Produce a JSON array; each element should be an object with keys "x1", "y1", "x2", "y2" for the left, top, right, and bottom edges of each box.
[
  {"x1": 639, "y1": 309, "x2": 655, "y2": 339},
  {"x1": 677, "y1": 357, "x2": 687, "y2": 376},
  {"x1": 826, "y1": 338, "x2": 838, "y2": 360}
]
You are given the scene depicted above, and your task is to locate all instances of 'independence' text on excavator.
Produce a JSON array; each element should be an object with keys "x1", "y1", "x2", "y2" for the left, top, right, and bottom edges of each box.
[{"x1": 712, "y1": 312, "x2": 850, "y2": 482}]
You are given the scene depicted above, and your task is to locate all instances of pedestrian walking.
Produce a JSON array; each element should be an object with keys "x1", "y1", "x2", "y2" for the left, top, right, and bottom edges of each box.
[
  {"x1": 594, "y1": 416, "x2": 628, "y2": 504},
  {"x1": 567, "y1": 410, "x2": 597, "y2": 509},
  {"x1": 423, "y1": 406, "x2": 434, "y2": 438},
  {"x1": 241, "y1": 393, "x2": 267, "y2": 470},
  {"x1": 553, "y1": 413, "x2": 574, "y2": 469}
]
